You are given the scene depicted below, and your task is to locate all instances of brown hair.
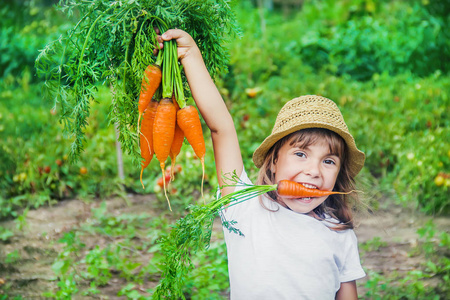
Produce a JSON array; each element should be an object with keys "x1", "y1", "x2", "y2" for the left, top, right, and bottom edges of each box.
[{"x1": 256, "y1": 128, "x2": 358, "y2": 231}]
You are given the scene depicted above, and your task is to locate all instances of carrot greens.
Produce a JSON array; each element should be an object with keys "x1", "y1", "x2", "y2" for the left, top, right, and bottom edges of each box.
[
  {"x1": 35, "y1": 0, "x2": 240, "y2": 162},
  {"x1": 152, "y1": 173, "x2": 275, "y2": 299}
]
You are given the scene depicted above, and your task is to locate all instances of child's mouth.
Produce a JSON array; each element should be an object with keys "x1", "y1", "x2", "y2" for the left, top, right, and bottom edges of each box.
[
  {"x1": 296, "y1": 197, "x2": 313, "y2": 204},
  {"x1": 301, "y1": 183, "x2": 317, "y2": 189}
]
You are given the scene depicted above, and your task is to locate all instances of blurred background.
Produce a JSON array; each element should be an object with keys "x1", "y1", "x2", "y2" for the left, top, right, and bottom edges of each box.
[{"x1": 0, "y1": 0, "x2": 449, "y2": 298}]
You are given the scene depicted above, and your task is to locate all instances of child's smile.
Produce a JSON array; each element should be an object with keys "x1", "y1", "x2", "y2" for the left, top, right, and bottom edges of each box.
[{"x1": 271, "y1": 138, "x2": 341, "y2": 214}]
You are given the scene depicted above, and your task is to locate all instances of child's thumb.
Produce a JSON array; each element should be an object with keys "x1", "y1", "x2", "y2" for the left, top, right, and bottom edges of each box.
[{"x1": 162, "y1": 29, "x2": 184, "y2": 41}]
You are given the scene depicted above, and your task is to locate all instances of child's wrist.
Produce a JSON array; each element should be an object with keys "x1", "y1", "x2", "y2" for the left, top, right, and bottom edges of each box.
[{"x1": 180, "y1": 46, "x2": 202, "y2": 66}]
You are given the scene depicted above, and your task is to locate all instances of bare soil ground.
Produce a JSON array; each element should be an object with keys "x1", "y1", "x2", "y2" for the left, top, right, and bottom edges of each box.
[{"x1": 0, "y1": 194, "x2": 448, "y2": 299}]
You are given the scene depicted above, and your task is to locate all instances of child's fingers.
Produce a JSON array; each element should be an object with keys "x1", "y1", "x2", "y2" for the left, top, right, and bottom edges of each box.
[
  {"x1": 161, "y1": 29, "x2": 176, "y2": 41},
  {"x1": 161, "y1": 29, "x2": 187, "y2": 42},
  {"x1": 156, "y1": 35, "x2": 164, "y2": 51},
  {"x1": 152, "y1": 27, "x2": 164, "y2": 55},
  {"x1": 152, "y1": 37, "x2": 162, "y2": 55},
  {"x1": 159, "y1": 29, "x2": 196, "y2": 60}
]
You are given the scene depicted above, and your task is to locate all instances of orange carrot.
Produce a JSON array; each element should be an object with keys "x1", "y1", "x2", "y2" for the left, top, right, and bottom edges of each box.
[
  {"x1": 153, "y1": 97, "x2": 177, "y2": 210},
  {"x1": 177, "y1": 105, "x2": 206, "y2": 198},
  {"x1": 169, "y1": 99, "x2": 184, "y2": 180},
  {"x1": 277, "y1": 180, "x2": 353, "y2": 198},
  {"x1": 139, "y1": 99, "x2": 159, "y2": 189},
  {"x1": 137, "y1": 64, "x2": 161, "y2": 134}
]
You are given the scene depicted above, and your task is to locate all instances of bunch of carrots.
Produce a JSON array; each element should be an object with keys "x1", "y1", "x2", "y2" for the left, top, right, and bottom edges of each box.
[{"x1": 136, "y1": 31, "x2": 205, "y2": 211}]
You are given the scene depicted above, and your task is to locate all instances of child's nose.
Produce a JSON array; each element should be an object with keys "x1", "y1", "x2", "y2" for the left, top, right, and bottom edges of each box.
[{"x1": 304, "y1": 161, "x2": 320, "y2": 177}]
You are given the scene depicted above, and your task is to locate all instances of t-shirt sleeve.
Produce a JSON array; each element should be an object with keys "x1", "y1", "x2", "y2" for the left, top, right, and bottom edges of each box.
[{"x1": 339, "y1": 230, "x2": 366, "y2": 282}]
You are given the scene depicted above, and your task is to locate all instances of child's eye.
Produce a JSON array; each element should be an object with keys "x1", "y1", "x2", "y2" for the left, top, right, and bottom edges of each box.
[
  {"x1": 324, "y1": 159, "x2": 336, "y2": 165},
  {"x1": 295, "y1": 152, "x2": 306, "y2": 158}
]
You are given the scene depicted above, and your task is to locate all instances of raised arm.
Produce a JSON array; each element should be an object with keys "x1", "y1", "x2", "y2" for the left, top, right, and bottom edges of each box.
[{"x1": 159, "y1": 29, "x2": 243, "y2": 193}]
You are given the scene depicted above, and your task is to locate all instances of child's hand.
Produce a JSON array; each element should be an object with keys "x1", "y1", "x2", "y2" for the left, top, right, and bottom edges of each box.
[{"x1": 156, "y1": 28, "x2": 199, "y2": 62}]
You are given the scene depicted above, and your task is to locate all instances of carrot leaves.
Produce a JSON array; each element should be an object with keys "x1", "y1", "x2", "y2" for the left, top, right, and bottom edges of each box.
[
  {"x1": 152, "y1": 176, "x2": 275, "y2": 298},
  {"x1": 35, "y1": 0, "x2": 240, "y2": 162}
]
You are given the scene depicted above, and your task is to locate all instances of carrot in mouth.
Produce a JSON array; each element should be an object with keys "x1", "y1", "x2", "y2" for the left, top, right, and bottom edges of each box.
[{"x1": 277, "y1": 180, "x2": 353, "y2": 198}]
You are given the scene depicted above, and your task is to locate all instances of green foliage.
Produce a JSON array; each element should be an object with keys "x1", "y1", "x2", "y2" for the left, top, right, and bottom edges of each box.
[
  {"x1": 184, "y1": 242, "x2": 229, "y2": 299},
  {"x1": 0, "y1": 84, "x2": 130, "y2": 220},
  {"x1": 363, "y1": 220, "x2": 450, "y2": 299},
  {"x1": 343, "y1": 73, "x2": 450, "y2": 214},
  {"x1": 0, "y1": 226, "x2": 13, "y2": 242},
  {"x1": 118, "y1": 283, "x2": 148, "y2": 299},
  {"x1": 230, "y1": 0, "x2": 449, "y2": 82},
  {"x1": 327, "y1": 5, "x2": 447, "y2": 80},
  {"x1": 4, "y1": 250, "x2": 21, "y2": 264},
  {"x1": 0, "y1": 1, "x2": 67, "y2": 82},
  {"x1": 41, "y1": 203, "x2": 173, "y2": 298},
  {"x1": 0, "y1": 295, "x2": 24, "y2": 300},
  {"x1": 42, "y1": 231, "x2": 85, "y2": 298},
  {"x1": 360, "y1": 236, "x2": 388, "y2": 253},
  {"x1": 35, "y1": 0, "x2": 240, "y2": 161}
]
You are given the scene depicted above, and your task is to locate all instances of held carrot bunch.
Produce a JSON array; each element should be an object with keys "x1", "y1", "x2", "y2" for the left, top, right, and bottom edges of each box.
[
  {"x1": 147, "y1": 38, "x2": 179, "y2": 209},
  {"x1": 144, "y1": 34, "x2": 207, "y2": 209},
  {"x1": 36, "y1": 1, "x2": 240, "y2": 210},
  {"x1": 137, "y1": 33, "x2": 206, "y2": 210}
]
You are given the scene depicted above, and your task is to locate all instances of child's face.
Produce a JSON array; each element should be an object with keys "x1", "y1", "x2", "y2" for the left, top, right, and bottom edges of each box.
[{"x1": 272, "y1": 137, "x2": 341, "y2": 215}]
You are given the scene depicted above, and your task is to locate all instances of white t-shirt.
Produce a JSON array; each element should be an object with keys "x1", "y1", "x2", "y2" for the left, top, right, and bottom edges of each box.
[{"x1": 220, "y1": 169, "x2": 366, "y2": 300}]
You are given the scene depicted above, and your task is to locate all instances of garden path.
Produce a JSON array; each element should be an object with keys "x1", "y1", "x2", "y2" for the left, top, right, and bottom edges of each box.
[{"x1": 0, "y1": 194, "x2": 448, "y2": 298}]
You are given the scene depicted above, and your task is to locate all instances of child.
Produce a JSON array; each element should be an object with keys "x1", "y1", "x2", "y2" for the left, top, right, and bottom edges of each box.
[{"x1": 158, "y1": 29, "x2": 366, "y2": 299}]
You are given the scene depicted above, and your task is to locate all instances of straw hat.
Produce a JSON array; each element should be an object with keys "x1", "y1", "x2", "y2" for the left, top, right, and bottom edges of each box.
[{"x1": 252, "y1": 95, "x2": 365, "y2": 176}]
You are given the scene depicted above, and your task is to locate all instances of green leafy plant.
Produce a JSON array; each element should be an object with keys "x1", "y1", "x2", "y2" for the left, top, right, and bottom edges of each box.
[
  {"x1": 35, "y1": 0, "x2": 240, "y2": 162},
  {"x1": 0, "y1": 226, "x2": 13, "y2": 241},
  {"x1": 0, "y1": 1, "x2": 65, "y2": 82},
  {"x1": 118, "y1": 283, "x2": 148, "y2": 300},
  {"x1": 151, "y1": 174, "x2": 274, "y2": 298},
  {"x1": 43, "y1": 231, "x2": 85, "y2": 298},
  {"x1": 184, "y1": 241, "x2": 229, "y2": 299},
  {"x1": 360, "y1": 236, "x2": 388, "y2": 253},
  {"x1": 4, "y1": 250, "x2": 21, "y2": 264}
]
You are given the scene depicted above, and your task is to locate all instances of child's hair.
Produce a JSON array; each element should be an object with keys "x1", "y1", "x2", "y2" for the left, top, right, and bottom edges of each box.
[{"x1": 256, "y1": 128, "x2": 357, "y2": 231}]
